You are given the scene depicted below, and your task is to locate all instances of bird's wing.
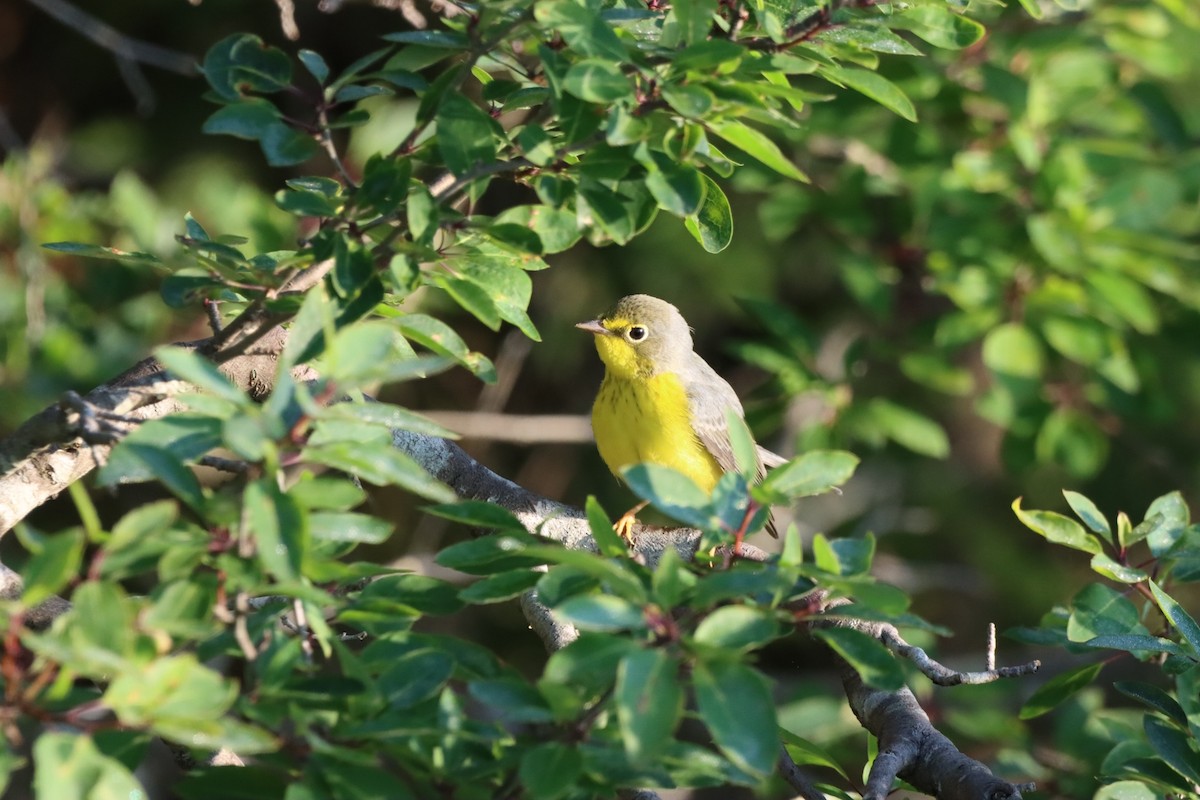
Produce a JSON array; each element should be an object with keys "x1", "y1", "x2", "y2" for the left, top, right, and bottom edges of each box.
[
  {"x1": 685, "y1": 354, "x2": 782, "y2": 538},
  {"x1": 684, "y1": 353, "x2": 763, "y2": 481},
  {"x1": 757, "y1": 445, "x2": 788, "y2": 469}
]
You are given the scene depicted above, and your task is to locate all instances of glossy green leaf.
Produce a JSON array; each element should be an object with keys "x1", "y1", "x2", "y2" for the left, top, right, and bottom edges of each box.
[
  {"x1": 1064, "y1": 490, "x2": 1111, "y2": 536},
  {"x1": 693, "y1": 606, "x2": 781, "y2": 652},
  {"x1": 685, "y1": 173, "x2": 733, "y2": 253},
  {"x1": 616, "y1": 648, "x2": 683, "y2": 762},
  {"x1": 758, "y1": 450, "x2": 858, "y2": 500},
  {"x1": 819, "y1": 66, "x2": 916, "y2": 121},
  {"x1": 245, "y1": 479, "x2": 307, "y2": 580},
  {"x1": 553, "y1": 594, "x2": 646, "y2": 632},
  {"x1": 1019, "y1": 661, "x2": 1104, "y2": 719},
  {"x1": 519, "y1": 742, "x2": 583, "y2": 800},
  {"x1": 813, "y1": 627, "x2": 905, "y2": 690},
  {"x1": 1149, "y1": 580, "x2": 1200, "y2": 656},
  {"x1": 692, "y1": 659, "x2": 778, "y2": 776},
  {"x1": 709, "y1": 120, "x2": 809, "y2": 182},
  {"x1": 1012, "y1": 498, "x2": 1103, "y2": 554}
]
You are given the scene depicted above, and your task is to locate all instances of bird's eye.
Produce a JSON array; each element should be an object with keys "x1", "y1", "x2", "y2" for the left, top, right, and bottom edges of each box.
[{"x1": 627, "y1": 325, "x2": 647, "y2": 342}]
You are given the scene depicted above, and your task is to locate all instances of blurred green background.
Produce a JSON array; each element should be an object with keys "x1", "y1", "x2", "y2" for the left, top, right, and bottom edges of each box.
[{"x1": 2, "y1": 0, "x2": 1199, "y2": 793}]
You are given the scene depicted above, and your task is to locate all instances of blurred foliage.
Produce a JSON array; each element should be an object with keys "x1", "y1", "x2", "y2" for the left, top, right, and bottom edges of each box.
[{"x1": 0, "y1": 0, "x2": 1198, "y2": 797}]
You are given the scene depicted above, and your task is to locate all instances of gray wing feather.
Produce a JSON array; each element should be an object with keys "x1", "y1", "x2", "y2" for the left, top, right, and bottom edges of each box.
[
  {"x1": 684, "y1": 353, "x2": 754, "y2": 478},
  {"x1": 685, "y1": 354, "x2": 785, "y2": 538}
]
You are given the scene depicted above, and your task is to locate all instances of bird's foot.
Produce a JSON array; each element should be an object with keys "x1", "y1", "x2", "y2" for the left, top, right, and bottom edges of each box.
[{"x1": 613, "y1": 500, "x2": 649, "y2": 542}]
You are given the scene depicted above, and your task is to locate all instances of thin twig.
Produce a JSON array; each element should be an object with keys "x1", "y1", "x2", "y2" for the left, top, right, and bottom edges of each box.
[{"x1": 26, "y1": 0, "x2": 198, "y2": 74}]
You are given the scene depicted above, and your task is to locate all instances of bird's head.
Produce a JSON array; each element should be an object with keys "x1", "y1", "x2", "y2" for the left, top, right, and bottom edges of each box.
[{"x1": 576, "y1": 294, "x2": 694, "y2": 379}]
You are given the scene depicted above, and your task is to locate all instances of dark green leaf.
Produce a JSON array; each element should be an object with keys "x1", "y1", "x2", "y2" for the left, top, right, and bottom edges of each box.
[
  {"x1": 1144, "y1": 715, "x2": 1200, "y2": 785},
  {"x1": 759, "y1": 450, "x2": 858, "y2": 501},
  {"x1": 621, "y1": 463, "x2": 712, "y2": 529},
  {"x1": 298, "y1": 49, "x2": 329, "y2": 84},
  {"x1": 692, "y1": 659, "x2": 778, "y2": 776},
  {"x1": 1064, "y1": 490, "x2": 1111, "y2": 537},
  {"x1": 586, "y1": 495, "x2": 627, "y2": 558},
  {"x1": 1150, "y1": 580, "x2": 1200, "y2": 656},
  {"x1": 459, "y1": 570, "x2": 542, "y2": 604},
  {"x1": 245, "y1": 479, "x2": 307, "y2": 581},
  {"x1": 20, "y1": 528, "x2": 84, "y2": 607},
  {"x1": 1019, "y1": 661, "x2": 1104, "y2": 719},
  {"x1": 616, "y1": 649, "x2": 683, "y2": 762},
  {"x1": 685, "y1": 173, "x2": 733, "y2": 253},
  {"x1": 554, "y1": 594, "x2": 646, "y2": 632},
  {"x1": 436, "y1": 93, "x2": 498, "y2": 176},
  {"x1": 1115, "y1": 681, "x2": 1188, "y2": 726},
  {"x1": 303, "y1": 441, "x2": 455, "y2": 502},
  {"x1": 709, "y1": 120, "x2": 809, "y2": 182},
  {"x1": 1012, "y1": 498, "x2": 1103, "y2": 554},
  {"x1": 519, "y1": 742, "x2": 583, "y2": 800},
  {"x1": 692, "y1": 606, "x2": 781, "y2": 652},
  {"x1": 202, "y1": 34, "x2": 292, "y2": 101},
  {"x1": 379, "y1": 649, "x2": 455, "y2": 708},
  {"x1": 819, "y1": 66, "x2": 916, "y2": 121},
  {"x1": 813, "y1": 627, "x2": 905, "y2": 690},
  {"x1": 202, "y1": 99, "x2": 280, "y2": 139},
  {"x1": 564, "y1": 59, "x2": 633, "y2": 103}
]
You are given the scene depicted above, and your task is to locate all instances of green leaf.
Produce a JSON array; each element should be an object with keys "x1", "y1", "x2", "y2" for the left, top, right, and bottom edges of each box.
[
  {"x1": 20, "y1": 528, "x2": 84, "y2": 607},
  {"x1": 692, "y1": 659, "x2": 778, "y2": 777},
  {"x1": 708, "y1": 120, "x2": 809, "y2": 182},
  {"x1": 818, "y1": 66, "x2": 916, "y2": 121},
  {"x1": 458, "y1": 570, "x2": 542, "y2": 604},
  {"x1": 758, "y1": 450, "x2": 859, "y2": 501},
  {"x1": 642, "y1": 158, "x2": 705, "y2": 218},
  {"x1": 298, "y1": 49, "x2": 329, "y2": 84},
  {"x1": 309, "y1": 512, "x2": 393, "y2": 544},
  {"x1": 693, "y1": 606, "x2": 781, "y2": 652},
  {"x1": 1090, "y1": 554, "x2": 1148, "y2": 584},
  {"x1": 468, "y1": 678, "x2": 554, "y2": 723},
  {"x1": 202, "y1": 99, "x2": 280, "y2": 139},
  {"x1": 424, "y1": 500, "x2": 526, "y2": 533},
  {"x1": 586, "y1": 495, "x2": 627, "y2": 558},
  {"x1": 1144, "y1": 715, "x2": 1200, "y2": 785},
  {"x1": 364, "y1": 574, "x2": 464, "y2": 615},
  {"x1": 1067, "y1": 583, "x2": 1148, "y2": 643},
  {"x1": 1149, "y1": 580, "x2": 1200, "y2": 656},
  {"x1": 811, "y1": 533, "x2": 875, "y2": 577},
  {"x1": 662, "y1": 84, "x2": 716, "y2": 118},
  {"x1": 1082, "y1": 634, "x2": 1194, "y2": 658},
  {"x1": 105, "y1": 654, "x2": 237, "y2": 735},
  {"x1": 1019, "y1": 661, "x2": 1104, "y2": 719},
  {"x1": 1114, "y1": 681, "x2": 1188, "y2": 726},
  {"x1": 302, "y1": 441, "x2": 455, "y2": 502},
  {"x1": 813, "y1": 627, "x2": 905, "y2": 690},
  {"x1": 436, "y1": 93, "x2": 498, "y2": 176},
  {"x1": 867, "y1": 398, "x2": 949, "y2": 458},
  {"x1": 435, "y1": 534, "x2": 544, "y2": 575},
  {"x1": 102, "y1": 443, "x2": 206, "y2": 511},
  {"x1": 563, "y1": 59, "x2": 633, "y2": 103},
  {"x1": 155, "y1": 346, "x2": 248, "y2": 405},
  {"x1": 1012, "y1": 498, "x2": 1103, "y2": 554},
  {"x1": 42, "y1": 240, "x2": 162, "y2": 265},
  {"x1": 33, "y1": 733, "x2": 143, "y2": 800},
  {"x1": 378, "y1": 649, "x2": 455, "y2": 708},
  {"x1": 1064, "y1": 490, "x2": 1111, "y2": 537},
  {"x1": 245, "y1": 479, "x2": 307, "y2": 581},
  {"x1": 616, "y1": 649, "x2": 683, "y2": 762},
  {"x1": 535, "y1": 0, "x2": 627, "y2": 60},
  {"x1": 685, "y1": 173, "x2": 733, "y2": 253},
  {"x1": 1094, "y1": 782, "x2": 1161, "y2": 800},
  {"x1": 553, "y1": 594, "x2": 646, "y2": 632},
  {"x1": 779, "y1": 728, "x2": 848, "y2": 779},
  {"x1": 890, "y1": 6, "x2": 986, "y2": 49},
  {"x1": 983, "y1": 323, "x2": 1044, "y2": 379},
  {"x1": 518, "y1": 742, "x2": 583, "y2": 800},
  {"x1": 202, "y1": 33, "x2": 292, "y2": 101},
  {"x1": 1144, "y1": 492, "x2": 1189, "y2": 556},
  {"x1": 395, "y1": 314, "x2": 497, "y2": 382},
  {"x1": 1036, "y1": 408, "x2": 1109, "y2": 479},
  {"x1": 621, "y1": 463, "x2": 711, "y2": 529}
]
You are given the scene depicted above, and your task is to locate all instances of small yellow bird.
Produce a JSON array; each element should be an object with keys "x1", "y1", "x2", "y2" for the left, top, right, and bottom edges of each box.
[{"x1": 577, "y1": 294, "x2": 785, "y2": 541}]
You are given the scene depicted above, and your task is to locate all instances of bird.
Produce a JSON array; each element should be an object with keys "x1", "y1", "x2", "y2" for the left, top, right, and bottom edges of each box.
[{"x1": 577, "y1": 294, "x2": 785, "y2": 545}]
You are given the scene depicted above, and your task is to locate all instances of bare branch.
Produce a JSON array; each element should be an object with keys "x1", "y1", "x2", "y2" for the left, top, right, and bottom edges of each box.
[{"x1": 778, "y1": 745, "x2": 828, "y2": 800}]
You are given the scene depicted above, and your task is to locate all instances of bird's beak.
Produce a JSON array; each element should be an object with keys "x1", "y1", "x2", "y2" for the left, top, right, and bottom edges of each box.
[{"x1": 575, "y1": 319, "x2": 611, "y2": 336}]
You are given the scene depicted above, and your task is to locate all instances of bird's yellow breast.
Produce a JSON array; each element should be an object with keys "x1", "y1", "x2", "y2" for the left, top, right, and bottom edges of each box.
[{"x1": 591, "y1": 371, "x2": 724, "y2": 493}]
